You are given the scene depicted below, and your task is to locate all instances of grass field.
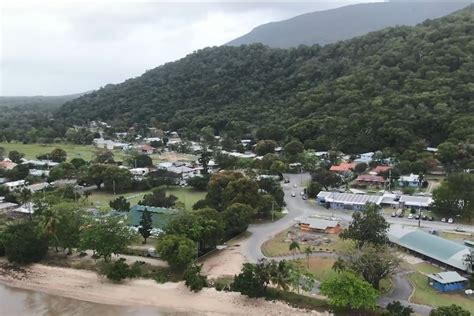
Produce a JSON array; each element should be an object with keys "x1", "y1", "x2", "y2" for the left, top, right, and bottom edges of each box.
[
  {"x1": 261, "y1": 229, "x2": 354, "y2": 257},
  {"x1": 87, "y1": 186, "x2": 206, "y2": 211},
  {"x1": 0, "y1": 142, "x2": 101, "y2": 161}
]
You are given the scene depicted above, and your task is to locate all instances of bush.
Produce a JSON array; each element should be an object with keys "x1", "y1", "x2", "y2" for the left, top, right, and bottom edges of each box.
[
  {"x1": 101, "y1": 258, "x2": 132, "y2": 283},
  {"x1": 2, "y1": 221, "x2": 48, "y2": 264},
  {"x1": 184, "y1": 263, "x2": 208, "y2": 292}
]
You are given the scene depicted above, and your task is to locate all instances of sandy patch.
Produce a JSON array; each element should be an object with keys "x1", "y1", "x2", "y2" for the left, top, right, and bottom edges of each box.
[
  {"x1": 398, "y1": 253, "x2": 424, "y2": 265},
  {"x1": 201, "y1": 235, "x2": 248, "y2": 279},
  {"x1": 0, "y1": 261, "x2": 325, "y2": 315}
]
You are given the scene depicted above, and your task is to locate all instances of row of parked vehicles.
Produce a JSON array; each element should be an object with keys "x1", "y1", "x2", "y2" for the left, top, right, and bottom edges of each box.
[{"x1": 390, "y1": 209, "x2": 453, "y2": 222}]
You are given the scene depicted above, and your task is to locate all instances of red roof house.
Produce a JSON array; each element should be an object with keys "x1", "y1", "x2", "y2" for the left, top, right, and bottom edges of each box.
[
  {"x1": 330, "y1": 162, "x2": 356, "y2": 173},
  {"x1": 372, "y1": 165, "x2": 392, "y2": 174},
  {"x1": 356, "y1": 174, "x2": 386, "y2": 186}
]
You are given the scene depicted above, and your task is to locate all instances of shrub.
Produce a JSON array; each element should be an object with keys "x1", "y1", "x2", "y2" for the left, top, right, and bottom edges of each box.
[
  {"x1": 101, "y1": 258, "x2": 132, "y2": 283},
  {"x1": 184, "y1": 263, "x2": 208, "y2": 292},
  {"x1": 2, "y1": 221, "x2": 48, "y2": 264}
]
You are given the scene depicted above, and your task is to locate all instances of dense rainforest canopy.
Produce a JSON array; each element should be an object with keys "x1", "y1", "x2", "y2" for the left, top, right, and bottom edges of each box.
[{"x1": 4, "y1": 6, "x2": 474, "y2": 154}]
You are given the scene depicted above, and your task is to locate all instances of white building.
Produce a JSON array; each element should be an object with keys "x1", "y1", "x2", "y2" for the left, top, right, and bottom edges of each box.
[{"x1": 3, "y1": 180, "x2": 26, "y2": 191}]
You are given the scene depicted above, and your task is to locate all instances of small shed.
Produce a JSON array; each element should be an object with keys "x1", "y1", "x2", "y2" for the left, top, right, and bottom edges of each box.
[
  {"x1": 299, "y1": 218, "x2": 342, "y2": 234},
  {"x1": 427, "y1": 271, "x2": 467, "y2": 292}
]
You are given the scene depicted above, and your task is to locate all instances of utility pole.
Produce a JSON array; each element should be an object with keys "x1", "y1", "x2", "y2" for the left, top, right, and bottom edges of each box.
[{"x1": 113, "y1": 179, "x2": 116, "y2": 197}]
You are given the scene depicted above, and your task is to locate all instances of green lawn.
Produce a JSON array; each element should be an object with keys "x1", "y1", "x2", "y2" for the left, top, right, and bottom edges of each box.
[
  {"x1": 261, "y1": 229, "x2": 354, "y2": 257},
  {"x1": 87, "y1": 186, "x2": 206, "y2": 211},
  {"x1": 0, "y1": 142, "x2": 100, "y2": 161}
]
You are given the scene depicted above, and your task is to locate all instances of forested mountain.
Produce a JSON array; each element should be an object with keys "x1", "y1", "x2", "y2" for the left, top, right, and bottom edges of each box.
[
  {"x1": 227, "y1": 1, "x2": 471, "y2": 48},
  {"x1": 0, "y1": 94, "x2": 84, "y2": 143},
  {"x1": 56, "y1": 5, "x2": 473, "y2": 153}
]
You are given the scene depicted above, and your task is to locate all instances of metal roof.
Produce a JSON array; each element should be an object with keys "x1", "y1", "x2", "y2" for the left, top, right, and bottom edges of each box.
[
  {"x1": 388, "y1": 225, "x2": 470, "y2": 271},
  {"x1": 428, "y1": 271, "x2": 467, "y2": 284},
  {"x1": 317, "y1": 191, "x2": 382, "y2": 206}
]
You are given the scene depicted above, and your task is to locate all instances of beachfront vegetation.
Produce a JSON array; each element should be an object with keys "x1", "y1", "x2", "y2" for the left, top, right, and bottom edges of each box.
[
  {"x1": 1, "y1": 221, "x2": 48, "y2": 264},
  {"x1": 156, "y1": 234, "x2": 197, "y2": 271},
  {"x1": 320, "y1": 271, "x2": 378, "y2": 311},
  {"x1": 184, "y1": 263, "x2": 208, "y2": 292}
]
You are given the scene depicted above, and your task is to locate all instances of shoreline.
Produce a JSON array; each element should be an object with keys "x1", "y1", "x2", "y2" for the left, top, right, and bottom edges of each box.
[{"x1": 0, "y1": 262, "x2": 324, "y2": 315}]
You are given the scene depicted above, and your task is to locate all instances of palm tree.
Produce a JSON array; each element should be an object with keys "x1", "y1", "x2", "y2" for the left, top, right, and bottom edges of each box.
[
  {"x1": 18, "y1": 188, "x2": 32, "y2": 219},
  {"x1": 289, "y1": 241, "x2": 300, "y2": 259},
  {"x1": 304, "y1": 246, "x2": 313, "y2": 268},
  {"x1": 39, "y1": 208, "x2": 61, "y2": 251},
  {"x1": 269, "y1": 261, "x2": 291, "y2": 291}
]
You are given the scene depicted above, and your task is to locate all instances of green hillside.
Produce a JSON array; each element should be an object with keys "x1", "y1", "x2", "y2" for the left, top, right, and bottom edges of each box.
[{"x1": 57, "y1": 5, "x2": 474, "y2": 153}]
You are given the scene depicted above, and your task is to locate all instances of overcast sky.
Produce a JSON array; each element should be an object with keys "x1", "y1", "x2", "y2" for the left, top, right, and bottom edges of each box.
[{"x1": 0, "y1": 0, "x2": 377, "y2": 96}]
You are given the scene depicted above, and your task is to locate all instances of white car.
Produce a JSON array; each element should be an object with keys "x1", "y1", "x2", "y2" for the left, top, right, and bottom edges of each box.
[
  {"x1": 291, "y1": 192, "x2": 296, "y2": 197},
  {"x1": 408, "y1": 214, "x2": 414, "y2": 219},
  {"x1": 448, "y1": 218, "x2": 454, "y2": 224}
]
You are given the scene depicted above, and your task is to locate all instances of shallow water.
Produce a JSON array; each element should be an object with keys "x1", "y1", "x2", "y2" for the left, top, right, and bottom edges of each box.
[{"x1": 0, "y1": 283, "x2": 167, "y2": 316}]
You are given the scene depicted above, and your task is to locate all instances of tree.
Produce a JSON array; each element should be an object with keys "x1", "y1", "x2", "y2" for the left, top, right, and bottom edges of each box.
[
  {"x1": 94, "y1": 149, "x2": 114, "y2": 164},
  {"x1": 430, "y1": 304, "x2": 470, "y2": 316},
  {"x1": 386, "y1": 301, "x2": 414, "y2": 316},
  {"x1": 335, "y1": 244, "x2": 400, "y2": 290},
  {"x1": 49, "y1": 162, "x2": 76, "y2": 181},
  {"x1": 223, "y1": 203, "x2": 254, "y2": 238},
  {"x1": 51, "y1": 203, "x2": 85, "y2": 254},
  {"x1": 138, "y1": 208, "x2": 153, "y2": 244},
  {"x1": 198, "y1": 150, "x2": 213, "y2": 175},
  {"x1": 80, "y1": 217, "x2": 135, "y2": 261},
  {"x1": 139, "y1": 187, "x2": 177, "y2": 208},
  {"x1": 255, "y1": 140, "x2": 277, "y2": 156},
  {"x1": 109, "y1": 196, "x2": 131, "y2": 212},
  {"x1": 156, "y1": 234, "x2": 197, "y2": 271},
  {"x1": 103, "y1": 166, "x2": 133, "y2": 193},
  {"x1": 0, "y1": 146, "x2": 5, "y2": 160},
  {"x1": 7, "y1": 164, "x2": 30, "y2": 181},
  {"x1": 86, "y1": 164, "x2": 108, "y2": 189},
  {"x1": 222, "y1": 177, "x2": 261, "y2": 210},
  {"x1": 232, "y1": 260, "x2": 271, "y2": 298},
  {"x1": 340, "y1": 203, "x2": 389, "y2": 248},
  {"x1": 70, "y1": 157, "x2": 87, "y2": 169},
  {"x1": 304, "y1": 246, "x2": 313, "y2": 268},
  {"x1": 268, "y1": 260, "x2": 292, "y2": 291},
  {"x1": 8, "y1": 150, "x2": 24, "y2": 163},
  {"x1": 2, "y1": 221, "x2": 48, "y2": 264},
  {"x1": 320, "y1": 271, "x2": 378, "y2": 310},
  {"x1": 184, "y1": 263, "x2": 208, "y2": 292},
  {"x1": 354, "y1": 162, "x2": 368, "y2": 173},
  {"x1": 284, "y1": 140, "x2": 304, "y2": 156},
  {"x1": 129, "y1": 154, "x2": 153, "y2": 168},
  {"x1": 311, "y1": 168, "x2": 342, "y2": 190},
  {"x1": 101, "y1": 258, "x2": 132, "y2": 283},
  {"x1": 289, "y1": 241, "x2": 300, "y2": 258},
  {"x1": 432, "y1": 173, "x2": 474, "y2": 221},
  {"x1": 306, "y1": 181, "x2": 322, "y2": 198},
  {"x1": 38, "y1": 206, "x2": 61, "y2": 250},
  {"x1": 50, "y1": 148, "x2": 67, "y2": 162},
  {"x1": 187, "y1": 175, "x2": 209, "y2": 191}
]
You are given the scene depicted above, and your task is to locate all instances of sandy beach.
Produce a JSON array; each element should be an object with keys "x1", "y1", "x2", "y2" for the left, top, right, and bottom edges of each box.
[{"x1": 0, "y1": 262, "x2": 327, "y2": 315}]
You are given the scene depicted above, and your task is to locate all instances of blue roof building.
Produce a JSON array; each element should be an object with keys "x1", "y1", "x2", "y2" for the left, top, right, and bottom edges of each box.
[
  {"x1": 128, "y1": 205, "x2": 179, "y2": 229},
  {"x1": 428, "y1": 271, "x2": 467, "y2": 292}
]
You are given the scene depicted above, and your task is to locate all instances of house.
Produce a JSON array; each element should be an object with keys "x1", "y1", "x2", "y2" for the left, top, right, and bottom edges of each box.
[
  {"x1": 22, "y1": 159, "x2": 59, "y2": 168},
  {"x1": 93, "y1": 138, "x2": 129, "y2": 150},
  {"x1": 371, "y1": 165, "x2": 392, "y2": 175},
  {"x1": 3, "y1": 180, "x2": 26, "y2": 191},
  {"x1": 356, "y1": 174, "x2": 386, "y2": 186},
  {"x1": 130, "y1": 168, "x2": 150, "y2": 177},
  {"x1": 388, "y1": 225, "x2": 471, "y2": 272},
  {"x1": 398, "y1": 174, "x2": 421, "y2": 187},
  {"x1": 0, "y1": 202, "x2": 19, "y2": 213},
  {"x1": 316, "y1": 191, "x2": 382, "y2": 210},
  {"x1": 354, "y1": 152, "x2": 374, "y2": 164},
  {"x1": 0, "y1": 159, "x2": 17, "y2": 170},
  {"x1": 428, "y1": 271, "x2": 467, "y2": 292},
  {"x1": 398, "y1": 195, "x2": 433, "y2": 209},
  {"x1": 330, "y1": 162, "x2": 356, "y2": 173},
  {"x1": 27, "y1": 182, "x2": 50, "y2": 193},
  {"x1": 140, "y1": 144, "x2": 155, "y2": 155},
  {"x1": 299, "y1": 218, "x2": 342, "y2": 234},
  {"x1": 29, "y1": 169, "x2": 50, "y2": 177},
  {"x1": 128, "y1": 205, "x2": 179, "y2": 229}
]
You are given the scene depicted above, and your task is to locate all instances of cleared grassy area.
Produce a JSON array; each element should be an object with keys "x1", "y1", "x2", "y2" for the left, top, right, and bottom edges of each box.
[
  {"x1": 297, "y1": 257, "x2": 337, "y2": 282},
  {"x1": 262, "y1": 228, "x2": 354, "y2": 257},
  {"x1": 0, "y1": 142, "x2": 100, "y2": 161},
  {"x1": 440, "y1": 231, "x2": 473, "y2": 242},
  {"x1": 87, "y1": 186, "x2": 206, "y2": 211}
]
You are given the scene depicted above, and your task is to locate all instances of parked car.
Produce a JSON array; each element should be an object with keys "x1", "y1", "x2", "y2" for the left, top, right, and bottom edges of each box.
[
  {"x1": 448, "y1": 218, "x2": 454, "y2": 224},
  {"x1": 302, "y1": 195, "x2": 307, "y2": 200},
  {"x1": 428, "y1": 216, "x2": 434, "y2": 221},
  {"x1": 391, "y1": 212, "x2": 397, "y2": 217},
  {"x1": 422, "y1": 215, "x2": 428, "y2": 220},
  {"x1": 455, "y1": 227, "x2": 466, "y2": 232},
  {"x1": 415, "y1": 214, "x2": 420, "y2": 220},
  {"x1": 284, "y1": 179, "x2": 290, "y2": 183},
  {"x1": 441, "y1": 218, "x2": 446, "y2": 222},
  {"x1": 293, "y1": 184, "x2": 297, "y2": 188},
  {"x1": 429, "y1": 229, "x2": 438, "y2": 235},
  {"x1": 408, "y1": 214, "x2": 414, "y2": 219},
  {"x1": 300, "y1": 191, "x2": 305, "y2": 196},
  {"x1": 291, "y1": 192, "x2": 296, "y2": 197}
]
